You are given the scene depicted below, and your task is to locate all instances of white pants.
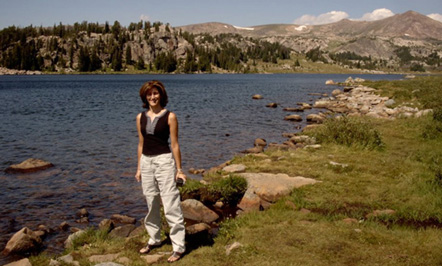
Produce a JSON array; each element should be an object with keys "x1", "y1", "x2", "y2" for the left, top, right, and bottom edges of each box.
[{"x1": 140, "y1": 153, "x2": 186, "y2": 253}]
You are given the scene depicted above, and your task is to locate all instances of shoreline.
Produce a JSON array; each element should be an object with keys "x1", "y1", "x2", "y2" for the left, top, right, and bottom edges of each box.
[{"x1": 0, "y1": 66, "x2": 429, "y2": 76}]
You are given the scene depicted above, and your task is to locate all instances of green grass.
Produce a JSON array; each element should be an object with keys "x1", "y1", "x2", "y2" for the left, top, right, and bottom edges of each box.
[{"x1": 29, "y1": 76, "x2": 442, "y2": 265}]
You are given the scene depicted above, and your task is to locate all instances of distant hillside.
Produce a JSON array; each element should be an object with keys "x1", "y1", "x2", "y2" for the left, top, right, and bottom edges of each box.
[
  {"x1": 177, "y1": 11, "x2": 442, "y2": 40},
  {"x1": 177, "y1": 10, "x2": 442, "y2": 72},
  {"x1": 0, "y1": 10, "x2": 441, "y2": 74}
]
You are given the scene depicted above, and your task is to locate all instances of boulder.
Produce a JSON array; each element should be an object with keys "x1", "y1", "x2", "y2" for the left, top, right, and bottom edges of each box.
[
  {"x1": 58, "y1": 254, "x2": 79, "y2": 266},
  {"x1": 237, "y1": 188, "x2": 262, "y2": 213},
  {"x1": 110, "y1": 214, "x2": 136, "y2": 224},
  {"x1": 5, "y1": 158, "x2": 54, "y2": 173},
  {"x1": 290, "y1": 135, "x2": 316, "y2": 145},
  {"x1": 3, "y1": 258, "x2": 32, "y2": 266},
  {"x1": 252, "y1": 94, "x2": 263, "y2": 100},
  {"x1": 109, "y1": 224, "x2": 136, "y2": 238},
  {"x1": 185, "y1": 223, "x2": 211, "y2": 235},
  {"x1": 385, "y1": 99, "x2": 396, "y2": 107},
  {"x1": 222, "y1": 164, "x2": 246, "y2": 173},
  {"x1": 238, "y1": 173, "x2": 319, "y2": 203},
  {"x1": 64, "y1": 230, "x2": 86, "y2": 249},
  {"x1": 3, "y1": 227, "x2": 42, "y2": 255},
  {"x1": 189, "y1": 168, "x2": 205, "y2": 175},
  {"x1": 325, "y1": 80, "x2": 335, "y2": 85},
  {"x1": 98, "y1": 219, "x2": 115, "y2": 233},
  {"x1": 306, "y1": 114, "x2": 325, "y2": 123},
  {"x1": 76, "y1": 208, "x2": 89, "y2": 218},
  {"x1": 181, "y1": 199, "x2": 219, "y2": 224},
  {"x1": 298, "y1": 102, "x2": 312, "y2": 109},
  {"x1": 254, "y1": 138, "x2": 267, "y2": 147},
  {"x1": 242, "y1": 146, "x2": 264, "y2": 154},
  {"x1": 283, "y1": 107, "x2": 304, "y2": 112},
  {"x1": 313, "y1": 100, "x2": 330, "y2": 108},
  {"x1": 266, "y1": 103, "x2": 278, "y2": 108},
  {"x1": 284, "y1": 114, "x2": 302, "y2": 121},
  {"x1": 332, "y1": 89, "x2": 342, "y2": 96}
]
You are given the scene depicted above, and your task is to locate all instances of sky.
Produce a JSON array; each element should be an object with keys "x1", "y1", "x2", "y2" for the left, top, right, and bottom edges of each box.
[{"x1": 1, "y1": 0, "x2": 442, "y2": 30}]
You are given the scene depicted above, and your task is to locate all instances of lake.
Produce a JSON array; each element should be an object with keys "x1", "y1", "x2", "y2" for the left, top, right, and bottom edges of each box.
[{"x1": 0, "y1": 73, "x2": 403, "y2": 259}]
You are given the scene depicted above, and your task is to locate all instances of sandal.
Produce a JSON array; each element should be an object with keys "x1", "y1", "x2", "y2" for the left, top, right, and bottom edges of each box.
[
  {"x1": 139, "y1": 244, "x2": 160, "y2": 254},
  {"x1": 167, "y1": 251, "x2": 183, "y2": 263}
]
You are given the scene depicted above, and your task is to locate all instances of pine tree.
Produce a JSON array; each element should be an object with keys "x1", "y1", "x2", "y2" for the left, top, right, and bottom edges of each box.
[{"x1": 125, "y1": 45, "x2": 132, "y2": 65}]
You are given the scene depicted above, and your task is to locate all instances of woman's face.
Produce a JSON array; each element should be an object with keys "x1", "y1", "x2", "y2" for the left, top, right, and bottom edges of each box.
[{"x1": 146, "y1": 88, "x2": 161, "y2": 107}]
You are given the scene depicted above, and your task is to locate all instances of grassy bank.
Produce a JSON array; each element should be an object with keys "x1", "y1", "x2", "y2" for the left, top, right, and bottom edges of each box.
[{"x1": 30, "y1": 76, "x2": 442, "y2": 265}]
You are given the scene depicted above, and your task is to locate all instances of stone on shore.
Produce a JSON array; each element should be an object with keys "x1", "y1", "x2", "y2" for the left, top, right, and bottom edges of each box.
[
  {"x1": 223, "y1": 164, "x2": 246, "y2": 173},
  {"x1": 254, "y1": 138, "x2": 267, "y2": 147},
  {"x1": 238, "y1": 173, "x2": 319, "y2": 204},
  {"x1": 3, "y1": 258, "x2": 32, "y2": 266},
  {"x1": 5, "y1": 158, "x2": 54, "y2": 173},
  {"x1": 3, "y1": 227, "x2": 42, "y2": 255},
  {"x1": 185, "y1": 223, "x2": 211, "y2": 235},
  {"x1": 306, "y1": 113, "x2": 325, "y2": 123},
  {"x1": 110, "y1": 214, "x2": 136, "y2": 224},
  {"x1": 109, "y1": 224, "x2": 136, "y2": 238},
  {"x1": 181, "y1": 199, "x2": 219, "y2": 224},
  {"x1": 64, "y1": 230, "x2": 86, "y2": 249}
]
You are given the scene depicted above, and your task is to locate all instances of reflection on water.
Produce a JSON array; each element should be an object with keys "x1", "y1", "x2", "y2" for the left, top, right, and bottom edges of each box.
[{"x1": 0, "y1": 73, "x2": 403, "y2": 261}]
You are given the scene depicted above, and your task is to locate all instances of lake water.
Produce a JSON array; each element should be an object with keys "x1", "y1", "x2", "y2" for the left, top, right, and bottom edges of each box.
[{"x1": 0, "y1": 73, "x2": 403, "y2": 260}]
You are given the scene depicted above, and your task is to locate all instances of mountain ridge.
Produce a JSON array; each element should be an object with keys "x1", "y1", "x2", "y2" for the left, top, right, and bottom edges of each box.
[{"x1": 177, "y1": 10, "x2": 442, "y2": 40}]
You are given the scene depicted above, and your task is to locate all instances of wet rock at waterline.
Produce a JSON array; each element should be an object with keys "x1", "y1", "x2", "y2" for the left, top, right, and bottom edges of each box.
[{"x1": 5, "y1": 158, "x2": 54, "y2": 173}]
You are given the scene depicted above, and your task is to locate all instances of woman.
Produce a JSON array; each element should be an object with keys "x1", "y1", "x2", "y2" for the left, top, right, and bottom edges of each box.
[{"x1": 135, "y1": 80, "x2": 187, "y2": 263}]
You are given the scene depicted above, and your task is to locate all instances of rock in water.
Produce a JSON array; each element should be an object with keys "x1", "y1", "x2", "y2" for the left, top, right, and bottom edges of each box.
[
  {"x1": 5, "y1": 158, "x2": 54, "y2": 173},
  {"x1": 3, "y1": 227, "x2": 42, "y2": 255}
]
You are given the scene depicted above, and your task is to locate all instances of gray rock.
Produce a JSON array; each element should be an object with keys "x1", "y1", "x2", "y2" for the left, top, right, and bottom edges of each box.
[
  {"x1": 89, "y1": 253, "x2": 120, "y2": 263},
  {"x1": 385, "y1": 99, "x2": 396, "y2": 107},
  {"x1": 58, "y1": 254, "x2": 80, "y2": 266},
  {"x1": 141, "y1": 254, "x2": 165, "y2": 264},
  {"x1": 223, "y1": 164, "x2": 246, "y2": 173}
]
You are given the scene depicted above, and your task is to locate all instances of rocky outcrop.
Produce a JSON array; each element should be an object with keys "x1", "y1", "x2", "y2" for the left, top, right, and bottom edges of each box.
[
  {"x1": 5, "y1": 158, "x2": 54, "y2": 173},
  {"x1": 237, "y1": 173, "x2": 319, "y2": 213},
  {"x1": 313, "y1": 85, "x2": 433, "y2": 119},
  {"x1": 0, "y1": 67, "x2": 42, "y2": 75}
]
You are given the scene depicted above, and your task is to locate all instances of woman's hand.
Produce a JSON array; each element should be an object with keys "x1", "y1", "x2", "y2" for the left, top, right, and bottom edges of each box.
[
  {"x1": 176, "y1": 170, "x2": 187, "y2": 181},
  {"x1": 135, "y1": 170, "x2": 141, "y2": 182}
]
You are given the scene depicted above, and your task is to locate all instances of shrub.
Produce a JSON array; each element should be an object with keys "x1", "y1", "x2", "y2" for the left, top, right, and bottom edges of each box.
[
  {"x1": 310, "y1": 116, "x2": 384, "y2": 150},
  {"x1": 209, "y1": 175, "x2": 247, "y2": 206},
  {"x1": 422, "y1": 108, "x2": 442, "y2": 139}
]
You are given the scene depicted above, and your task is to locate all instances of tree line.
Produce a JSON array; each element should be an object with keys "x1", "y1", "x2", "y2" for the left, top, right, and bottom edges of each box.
[{"x1": 0, "y1": 21, "x2": 291, "y2": 73}]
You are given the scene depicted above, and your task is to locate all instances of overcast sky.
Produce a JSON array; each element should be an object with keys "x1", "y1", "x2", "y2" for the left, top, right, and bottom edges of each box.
[{"x1": 1, "y1": 0, "x2": 441, "y2": 30}]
